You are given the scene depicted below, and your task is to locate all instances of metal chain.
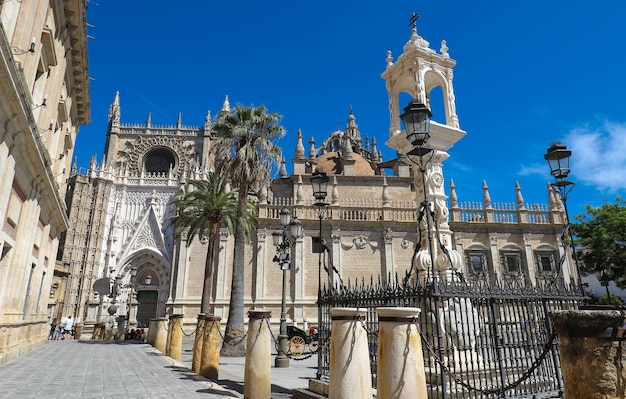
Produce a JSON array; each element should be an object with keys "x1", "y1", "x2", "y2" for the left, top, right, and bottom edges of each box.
[
  {"x1": 264, "y1": 318, "x2": 282, "y2": 354},
  {"x1": 212, "y1": 320, "x2": 248, "y2": 347},
  {"x1": 288, "y1": 349, "x2": 318, "y2": 361},
  {"x1": 414, "y1": 318, "x2": 558, "y2": 396},
  {"x1": 180, "y1": 325, "x2": 197, "y2": 337}
]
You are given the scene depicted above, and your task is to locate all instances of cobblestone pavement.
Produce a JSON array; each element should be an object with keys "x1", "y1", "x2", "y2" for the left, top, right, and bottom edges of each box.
[{"x1": 0, "y1": 338, "x2": 317, "y2": 399}]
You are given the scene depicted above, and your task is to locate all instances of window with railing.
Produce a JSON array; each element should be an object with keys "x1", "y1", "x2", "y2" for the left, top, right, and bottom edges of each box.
[
  {"x1": 501, "y1": 249, "x2": 525, "y2": 277},
  {"x1": 466, "y1": 250, "x2": 490, "y2": 277},
  {"x1": 535, "y1": 250, "x2": 558, "y2": 275}
]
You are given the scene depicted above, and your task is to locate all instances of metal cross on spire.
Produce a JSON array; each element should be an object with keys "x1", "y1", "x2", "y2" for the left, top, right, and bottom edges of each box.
[{"x1": 409, "y1": 12, "x2": 419, "y2": 30}]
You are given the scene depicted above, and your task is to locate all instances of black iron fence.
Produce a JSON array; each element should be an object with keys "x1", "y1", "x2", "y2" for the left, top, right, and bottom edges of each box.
[{"x1": 318, "y1": 272, "x2": 585, "y2": 398}]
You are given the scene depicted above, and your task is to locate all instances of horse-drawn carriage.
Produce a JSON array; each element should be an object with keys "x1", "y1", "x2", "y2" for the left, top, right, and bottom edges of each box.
[{"x1": 287, "y1": 325, "x2": 319, "y2": 356}]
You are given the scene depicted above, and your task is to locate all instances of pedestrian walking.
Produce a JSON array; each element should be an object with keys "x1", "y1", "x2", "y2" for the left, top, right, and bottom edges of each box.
[
  {"x1": 64, "y1": 316, "x2": 74, "y2": 340},
  {"x1": 48, "y1": 318, "x2": 57, "y2": 340}
]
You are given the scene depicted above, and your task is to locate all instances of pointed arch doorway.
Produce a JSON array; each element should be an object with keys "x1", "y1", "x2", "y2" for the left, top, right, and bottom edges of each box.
[{"x1": 121, "y1": 249, "x2": 170, "y2": 326}]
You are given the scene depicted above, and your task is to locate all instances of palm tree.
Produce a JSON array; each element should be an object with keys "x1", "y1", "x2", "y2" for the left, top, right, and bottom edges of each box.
[
  {"x1": 171, "y1": 174, "x2": 240, "y2": 313},
  {"x1": 212, "y1": 104, "x2": 284, "y2": 349}
]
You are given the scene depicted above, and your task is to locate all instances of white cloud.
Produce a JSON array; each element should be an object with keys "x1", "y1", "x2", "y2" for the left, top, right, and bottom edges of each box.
[
  {"x1": 518, "y1": 163, "x2": 546, "y2": 177},
  {"x1": 565, "y1": 122, "x2": 626, "y2": 192}
]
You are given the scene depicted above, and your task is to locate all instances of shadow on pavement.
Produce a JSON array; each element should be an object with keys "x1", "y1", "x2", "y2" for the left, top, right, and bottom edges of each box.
[
  {"x1": 198, "y1": 379, "x2": 243, "y2": 396},
  {"x1": 76, "y1": 340, "x2": 146, "y2": 345}
]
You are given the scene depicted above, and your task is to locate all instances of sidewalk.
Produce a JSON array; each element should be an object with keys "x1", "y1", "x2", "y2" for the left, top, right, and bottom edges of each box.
[{"x1": 0, "y1": 338, "x2": 317, "y2": 398}]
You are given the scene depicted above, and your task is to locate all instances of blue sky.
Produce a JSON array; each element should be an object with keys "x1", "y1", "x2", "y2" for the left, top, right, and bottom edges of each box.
[{"x1": 77, "y1": 1, "x2": 626, "y2": 217}]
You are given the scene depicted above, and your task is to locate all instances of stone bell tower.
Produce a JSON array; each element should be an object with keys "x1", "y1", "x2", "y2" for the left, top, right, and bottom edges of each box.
[
  {"x1": 383, "y1": 20, "x2": 466, "y2": 279},
  {"x1": 382, "y1": 25, "x2": 460, "y2": 138}
]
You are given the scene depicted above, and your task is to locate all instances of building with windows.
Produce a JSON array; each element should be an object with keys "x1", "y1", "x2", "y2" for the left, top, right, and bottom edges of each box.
[
  {"x1": 0, "y1": 0, "x2": 90, "y2": 363},
  {"x1": 61, "y1": 24, "x2": 574, "y2": 333}
]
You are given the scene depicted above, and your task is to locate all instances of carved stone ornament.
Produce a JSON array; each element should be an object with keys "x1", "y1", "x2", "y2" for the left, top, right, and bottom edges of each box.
[
  {"x1": 430, "y1": 171, "x2": 444, "y2": 188},
  {"x1": 383, "y1": 228, "x2": 393, "y2": 244},
  {"x1": 401, "y1": 239, "x2": 412, "y2": 249},
  {"x1": 331, "y1": 232, "x2": 342, "y2": 243},
  {"x1": 118, "y1": 136, "x2": 196, "y2": 175},
  {"x1": 354, "y1": 236, "x2": 368, "y2": 249}
]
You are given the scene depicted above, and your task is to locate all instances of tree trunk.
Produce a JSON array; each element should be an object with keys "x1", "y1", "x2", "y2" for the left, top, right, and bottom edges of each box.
[
  {"x1": 200, "y1": 222, "x2": 218, "y2": 314},
  {"x1": 222, "y1": 182, "x2": 248, "y2": 355}
]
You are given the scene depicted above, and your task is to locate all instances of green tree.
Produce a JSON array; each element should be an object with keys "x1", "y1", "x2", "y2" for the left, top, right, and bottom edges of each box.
[
  {"x1": 597, "y1": 293, "x2": 624, "y2": 306},
  {"x1": 574, "y1": 197, "x2": 626, "y2": 288},
  {"x1": 212, "y1": 104, "x2": 284, "y2": 351},
  {"x1": 170, "y1": 174, "x2": 240, "y2": 314}
]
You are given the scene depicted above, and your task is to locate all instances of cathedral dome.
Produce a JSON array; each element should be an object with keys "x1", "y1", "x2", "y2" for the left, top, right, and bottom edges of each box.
[{"x1": 316, "y1": 152, "x2": 375, "y2": 176}]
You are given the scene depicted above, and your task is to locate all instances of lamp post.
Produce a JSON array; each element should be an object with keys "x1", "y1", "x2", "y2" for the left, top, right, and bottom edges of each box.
[
  {"x1": 400, "y1": 99, "x2": 448, "y2": 392},
  {"x1": 600, "y1": 272, "x2": 612, "y2": 301},
  {"x1": 310, "y1": 169, "x2": 329, "y2": 379},
  {"x1": 544, "y1": 141, "x2": 583, "y2": 290},
  {"x1": 400, "y1": 99, "x2": 438, "y2": 281},
  {"x1": 272, "y1": 208, "x2": 303, "y2": 368}
]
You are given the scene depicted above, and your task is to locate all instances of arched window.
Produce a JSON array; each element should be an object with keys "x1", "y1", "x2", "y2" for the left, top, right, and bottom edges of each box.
[{"x1": 143, "y1": 147, "x2": 176, "y2": 174}]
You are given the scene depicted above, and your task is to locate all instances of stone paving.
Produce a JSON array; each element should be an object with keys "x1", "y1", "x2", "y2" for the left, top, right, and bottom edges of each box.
[{"x1": 0, "y1": 338, "x2": 317, "y2": 398}]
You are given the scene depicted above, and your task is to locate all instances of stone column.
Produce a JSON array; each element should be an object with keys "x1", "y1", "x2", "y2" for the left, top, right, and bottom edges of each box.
[
  {"x1": 244, "y1": 310, "x2": 272, "y2": 399},
  {"x1": 377, "y1": 307, "x2": 427, "y2": 399},
  {"x1": 551, "y1": 309, "x2": 626, "y2": 399},
  {"x1": 329, "y1": 308, "x2": 372, "y2": 399},
  {"x1": 191, "y1": 313, "x2": 206, "y2": 372},
  {"x1": 115, "y1": 315, "x2": 126, "y2": 340},
  {"x1": 167, "y1": 314, "x2": 184, "y2": 360},
  {"x1": 153, "y1": 317, "x2": 169, "y2": 354},
  {"x1": 128, "y1": 297, "x2": 138, "y2": 329},
  {"x1": 200, "y1": 316, "x2": 222, "y2": 380}
]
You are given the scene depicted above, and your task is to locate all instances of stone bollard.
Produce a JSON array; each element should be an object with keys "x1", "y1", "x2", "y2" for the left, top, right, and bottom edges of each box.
[
  {"x1": 551, "y1": 309, "x2": 626, "y2": 399},
  {"x1": 244, "y1": 310, "x2": 272, "y2": 399},
  {"x1": 167, "y1": 314, "x2": 184, "y2": 360},
  {"x1": 200, "y1": 315, "x2": 222, "y2": 380},
  {"x1": 153, "y1": 317, "x2": 169, "y2": 354},
  {"x1": 329, "y1": 308, "x2": 373, "y2": 399},
  {"x1": 115, "y1": 315, "x2": 126, "y2": 340},
  {"x1": 146, "y1": 318, "x2": 157, "y2": 346},
  {"x1": 377, "y1": 307, "x2": 427, "y2": 399},
  {"x1": 191, "y1": 313, "x2": 206, "y2": 372}
]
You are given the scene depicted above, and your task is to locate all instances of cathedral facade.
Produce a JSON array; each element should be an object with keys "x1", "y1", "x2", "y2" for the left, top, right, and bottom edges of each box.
[{"x1": 61, "y1": 26, "x2": 575, "y2": 331}]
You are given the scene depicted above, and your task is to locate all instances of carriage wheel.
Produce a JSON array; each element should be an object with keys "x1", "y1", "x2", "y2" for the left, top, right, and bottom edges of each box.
[
  {"x1": 309, "y1": 340, "x2": 319, "y2": 353},
  {"x1": 290, "y1": 336, "x2": 305, "y2": 356}
]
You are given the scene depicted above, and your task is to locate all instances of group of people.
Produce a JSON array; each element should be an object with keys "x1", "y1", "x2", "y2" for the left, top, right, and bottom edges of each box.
[
  {"x1": 48, "y1": 316, "x2": 75, "y2": 340},
  {"x1": 124, "y1": 328, "x2": 145, "y2": 341}
]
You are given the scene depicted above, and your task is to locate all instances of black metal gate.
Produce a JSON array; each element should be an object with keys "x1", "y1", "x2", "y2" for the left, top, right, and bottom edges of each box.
[{"x1": 318, "y1": 273, "x2": 584, "y2": 398}]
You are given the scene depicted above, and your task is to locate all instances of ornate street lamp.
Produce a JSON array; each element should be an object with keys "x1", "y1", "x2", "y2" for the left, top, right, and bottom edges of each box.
[
  {"x1": 544, "y1": 141, "x2": 582, "y2": 290},
  {"x1": 400, "y1": 99, "x2": 439, "y2": 280},
  {"x1": 400, "y1": 98, "x2": 448, "y2": 392},
  {"x1": 401, "y1": 99, "x2": 433, "y2": 151},
  {"x1": 273, "y1": 209, "x2": 302, "y2": 368},
  {"x1": 545, "y1": 141, "x2": 572, "y2": 184},
  {"x1": 310, "y1": 169, "x2": 329, "y2": 379}
]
